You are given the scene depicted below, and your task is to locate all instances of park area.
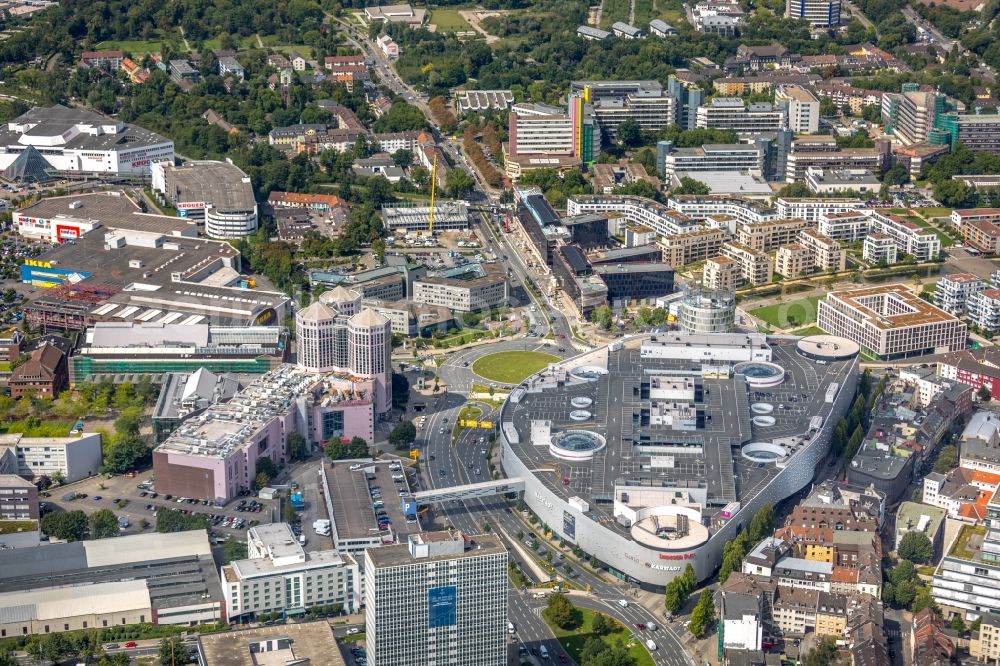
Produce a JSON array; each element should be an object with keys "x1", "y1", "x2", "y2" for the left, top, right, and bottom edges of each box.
[
  {"x1": 542, "y1": 597, "x2": 655, "y2": 666},
  {"x1": 429, "y1": 8, "x2": 474, "y2": 32},
  {"x1": 749, "y1": 296, "x2": 821, "y2": 330},
  {"x1": 471, "y1": 350, "x2": 558, "y2": 384}
]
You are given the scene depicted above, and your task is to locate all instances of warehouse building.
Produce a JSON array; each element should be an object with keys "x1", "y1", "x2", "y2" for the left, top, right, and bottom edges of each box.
[{"x1": 0, "y1": 530, "x2": 223, "y2": 636}]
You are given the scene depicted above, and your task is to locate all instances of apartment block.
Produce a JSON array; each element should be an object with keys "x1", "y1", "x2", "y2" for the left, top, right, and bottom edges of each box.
[
  {"x1": 862, "y1": 234, "x2": 898, "y2": 265},
  {"x1": 775, "y1": 243, "x2": 814, "y2": 279},
  {"x1": 931, "y1": 496, "x2": 1000, "y2": 617},
  {"x1": 0, "y1": 475, "x2": 38, "y2": 520},
  {"x1": 971, "y1": 614, "x2": 1000, "y2": 662},
  {"x1": 800, "y1": 229, "x2": 847, "y2": 273},
  {"x1": 775, "y1": 198, "x2": 864, "y2": 224},
  {"x1": 703, "y1": 255, "x2": 741, "y2": 291},
  {"x1": 722, "y1": 241, "x2": 773, "y2": 286},
  {"x1": 776, "y1": 84, "x2": 820, "y2": 134},
  {"x1": 962, "y1": 219, "x2": 1000, "y2": 255},
  {"x1": 736, "y1": 217, "x2": 811, "y2": 252},
  {"x1": 968, "y1": 289, "x2": 1000, "y2": 334},
  {"x1": 869, "y1": 212, "x2": 941, "y2": 261},
  {"x1": 657, "y1": 228, "x2": 727, "y2": 266},
  {"x1": 817, "y1": 284, "x2": 967, "y2": 360},
  {"x1": 934, "y1": 273, "x2": 986, "y2": 316},
  {"x1": 819, "y1": 211, "x2": 872, "y2": 243}
]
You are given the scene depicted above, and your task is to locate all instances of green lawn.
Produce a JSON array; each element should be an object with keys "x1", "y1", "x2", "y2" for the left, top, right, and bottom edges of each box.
[
  {"x1": 749, "y1": 296, "x2": 822, "y2": 329},
  {"x1": 0, "y1": 520, "x2": 37, "y2": 535},
  {"x1": 430, "y1": 8, "x2": 474, "y2": 32},
  {"x1": 916, "y1": 207, "x2": 953, "y2": 219},
  {"x1": 599, "y1": 0, "x2": 631, "y2": 28},
  {"x1": 544, "y1": 605, "x2": 655, "y2": 666},
  {"x1": 95, "y1": 39, "x2": 177, "y2": 55},
  {"x1": 471, "y1": 350, "x2": 558, "y2": 384},
  {"x1": 0, "y1": 419, "x2": 76, "y2": 437},
  {"x1": 790, "y1": 325, "x2": 826, "y2": 337}
]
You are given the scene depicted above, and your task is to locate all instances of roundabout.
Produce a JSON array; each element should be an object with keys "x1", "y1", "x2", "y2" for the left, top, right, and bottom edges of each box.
[{"x1": 471, "y1": 350, "x2": 559, "y2": 384}]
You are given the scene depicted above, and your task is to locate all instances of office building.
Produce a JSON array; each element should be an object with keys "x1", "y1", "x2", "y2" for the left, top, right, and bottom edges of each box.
[
  {"x1": 504, "y1": 100, "x2": 597, "y2": 179},
  {"x1": 660, "y1": 144, "x2": 763, "y2": 180},
  {"x1": 222, "y1": 523, "x2": 361, "y2": 621},
  {"x1": 894, "y1": 502, "x2": 945, "y2": 557},
  {"x1": 151, "y1": 160, "x2": 258, "y2": 239},
  {"x1": 0, "y1": 474, "x2": 38, "y2": 520},
  {"x1": 948, "y1": 114, "x2": 1000, "y2": 156},
  {"x1": 594, "y1": 263, "x2": 675, "y2": 305},
  {"x1": 934, "y1": 273, "x2": 986, "y2": 316},
  {"x1": 703, "y1": 256, "x2": 740, "y2": 291},
  {"x1": 381, "y1": 202, "x2": 469, "y2": 232},
  {"x1": 775, "y1": 85, "x2": 820, "y2": 134},
  {"x1": 805, "y1": 168, "x2": 880, "y2": 195},
  {"x1": 365, "y1": 531, "x2": 507, "y2": 666},
  {"x1": 296, "y1": 291, "x2": 391, "y2": 414},
  {"x1": 868, "y1": 212, "x2": 941, "y2": 261},
  {"x1": 570, "y1": 80, "x2": 675, "y2": 138},
  {"x1": 0, "y1": 530, "x2": 223, "y2": 636},
  {"x1": 775, "y1": 243, "x2": 814, "y2": 279},
  {"x1": 786, "y1": 0, "x2": 841, "y2": 25},
  {"x1": 72, "y1": 323, "x2": 288, "y2": 383},
  {"x1": 722, "y1": 241, "x2": 773, "y2": 285},
  {"x1": 568, "y1": 195, "x2": 699, "y2": 238},
  {"x1": 882, "y1": 90, "x2": 959, "y2": 147},
  {"x1": 0, "y1": 105, "x2": 174, "y2": 180},
  {"x1": 0, "y1": 432, "x2": 102, "y2": 483},
  {"x1": 412, "y1": 263, "x2": 508, "y2": 312},
  {"x1": 737, "y1": 218, "x2": 811, "y2": 252},
  {"x1": 667, "y1": 75, "x2": 706, "y2": 130},
  {"x1": 785, "y1": 147, "x2": 886, "y2": 183},
  {"x1": 695, "y1": 98, "x2": 786, "y2": 135},
  {"x1": 817, "y1": 284, "x2": 967, "y2": 360},
  {"x1": 676, "y1": 286, "x2": 736, "y2": 334},
  {"x1": 799, "y1": 229, "x2": 847, "y2": 273},
  {"x1": 153, "y1": 365, "x2": 378, "y2": 503}
]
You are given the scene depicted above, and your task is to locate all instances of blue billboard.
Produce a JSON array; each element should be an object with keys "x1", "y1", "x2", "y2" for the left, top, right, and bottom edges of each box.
[
  {"x1": 402, "y1": 499, "x2": 417, "y2": 519},
  {"x1": 428, "y1": 585, "x2": 457, "y2": 628}
]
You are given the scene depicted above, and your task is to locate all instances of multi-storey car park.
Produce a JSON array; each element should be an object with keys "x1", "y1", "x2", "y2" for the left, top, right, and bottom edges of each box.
[{"x1": 499, "y1": 332, "x2": 859, "y2": 588}]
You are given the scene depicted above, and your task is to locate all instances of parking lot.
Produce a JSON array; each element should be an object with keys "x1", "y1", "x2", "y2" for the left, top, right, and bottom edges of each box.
[{"x1": 42, "y1": 471, "x2": 279, "y2": 539}]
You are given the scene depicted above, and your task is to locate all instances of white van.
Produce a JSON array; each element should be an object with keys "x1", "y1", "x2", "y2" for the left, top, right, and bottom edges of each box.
[
  {"x1": 299, "y1": 534, "x2": 307, "y2": 546},
  {"x1": 618, "y1": 599, "x2": 629, "y2": 608},
  {"x1": 645, "y1": 639, "x2": 658, "y2": 651},
  {"x1": 539, "y1": 645, "x2": 549, "y2": 660}
]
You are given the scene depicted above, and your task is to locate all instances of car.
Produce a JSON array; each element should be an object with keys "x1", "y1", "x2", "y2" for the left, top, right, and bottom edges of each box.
[
  {"x1": 164, "y1": 495, "x2": 173, "y2": 500},
  {"x1": 93, "y1": 495, "x2": 102, "y2": 501},
  {"x1": 184, "y1": 636, "x2": 198, "y2": 642},
  {"x1": 559, "y1": 655, "x2": 568, "y2": 663},
  {"x1": 124, "y1": 641, "x2": 138, "y2": 648},
  {"x1": 439, "y1": 469, "x2": 447, "y2": 477},
  {"x1": 347, "y1": 627, "x2": 360, "y2": 635},
  {"x1": 636, "y1": 623, "x2": 647, "y2": 630},
  {"x1": 145, "y1": 504, "x2": 154, "y2": 510},
  {"x1": 104, "y1": 644, "x2": 120, "y2": 650}
]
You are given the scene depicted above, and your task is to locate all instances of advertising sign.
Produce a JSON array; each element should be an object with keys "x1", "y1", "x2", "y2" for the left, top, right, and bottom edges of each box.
[{"x1": 428, "y1": 586, "x2": 457, "y2": 628}]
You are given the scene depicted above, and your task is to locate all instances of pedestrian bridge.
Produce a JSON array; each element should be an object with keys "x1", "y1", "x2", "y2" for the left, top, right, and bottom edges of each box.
[{"x1": 412, "y1": 478, "x2": 525, "y2": 504}]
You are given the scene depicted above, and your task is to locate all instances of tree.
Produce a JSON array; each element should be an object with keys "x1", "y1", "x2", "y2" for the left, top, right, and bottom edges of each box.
[
  {"x1": 580, "y1": 638, "x2": 611, "y2": 664},
  {"x1": 719, "y1": 530, "x2": 749, "y2": 583},
  {"x1": 803, "y1": 637, "x2": 839, "y2": 666},
  {"x1": 590, "y1": 305, "x2": 613, "y2": 331},
  {"x1": 616, "y1": 117, "x2": 642, "y2": 148},
  {"x1": 894, "y1": 579, "x2": 917, "y2": 607},
  {"x1": 587, "y1": 647, "x2": 637, "y2": 666},
  {"x1": 671, "y1": 176, "x2": 710, "y2": 196},
  {"x1": 776, "y1": 182, "x2": 813, "y2": 198},
  {"x1": 665, "y1": 563, "x2": 697, "y2": 614},
  {"x1": 898, "y1": 531, "x2": 934, "y2": 563},
  {"x1": 325, "y1": 436, "x2": 370, "y2": 460},
  {"x1": 688, "y1": 588, "x2": 715, "y2": 638},
  {"x1": 389, "y1": 421, "x2": 417, "y2": 450},
  {"x1": 104, "y1": 437, "x2": 151, "y2": 474},
  {"x1": 543, "y1": 593, "x2": 579, "y2": 629},
  {"x1": 978, "y1": 385, "x2": 992, "y2": 402},
  {"x1": 951, "y1": 615, "x2": 966, "y2": 633},
  {"x1": 934, "y1": 444, "x2": 958, "y2": 473},
  {"x1": 445, "y1": 168, "x2": 476, "y2": 199},
  {"x1": 158, "y1": 637, "x2": 185, "y2": 666},
  {"x1": 222, "y1": 536, "x2": 248, "y2": 564},
  {"x1": 41, "y1": 510, "x2": 89, "y2": 541},
  {"x1": 747, "y1": 503, "x2": 774, "y2": 543},
  {"x1": 156, "y1": 507, "x2": 209, "y2": 533},
  {"x1": 591, "y1": 612, "x2": 614, "y2": 635},
  {"x1": 254, "y1": 471, "x2": 271, "y2": 490},
  {"x1": 287, "y1": 432, "x2": 307, "y2": 462},
  {"x1": 89, "y1": 509, "x2": 120, "y2": 539},
  {"x1": 256, "y1": 456, "x2": 279, "y2": 482},
  {"x1": 392, "y1": 148, "x2": 414, "y2": 168}
]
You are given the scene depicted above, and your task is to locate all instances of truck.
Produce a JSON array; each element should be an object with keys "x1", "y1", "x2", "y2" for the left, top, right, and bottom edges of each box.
[{"x1": 290, "y1": 491, "x2": 304, "y2": 510}]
